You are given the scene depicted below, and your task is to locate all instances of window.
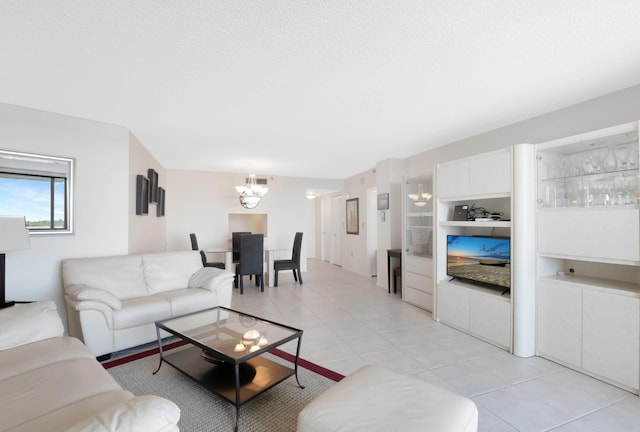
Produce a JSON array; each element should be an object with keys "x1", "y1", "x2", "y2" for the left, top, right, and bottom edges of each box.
[{"x1": 0, "y1": 150, "x2": 74, "y2": 234}]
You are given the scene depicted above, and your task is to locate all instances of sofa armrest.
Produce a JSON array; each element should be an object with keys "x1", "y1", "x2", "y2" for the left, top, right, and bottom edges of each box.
[
  {"x1": 0, "y1": 300, "x2": 65, "y2": 351},
  {"x1": 65, "y1": 284, "x2": 122, "y2": 310},
  {"x1": 66, "y1": 395, "x2": 180, "y2": 432},
  {"x1": 65, "y1": 296, "x2": 115, "y2": 330},
  {"x1": 188, "y1": 267, "x2": 235, "y2": 292}
]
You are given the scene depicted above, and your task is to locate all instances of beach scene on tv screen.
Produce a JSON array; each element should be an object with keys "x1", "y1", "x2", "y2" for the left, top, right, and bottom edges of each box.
[{"x1": 447, "y1": 235, "x2": 511, "y2": 289}]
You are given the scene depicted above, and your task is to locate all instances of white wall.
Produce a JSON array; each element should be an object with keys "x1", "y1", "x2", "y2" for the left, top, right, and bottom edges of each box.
[
  {"x1": 128, "y1": 133, "x2": 167, "y2": 254},
  {"x1": 341, "y1": 169, "x2": 377, "y2": 276},
  {"x1": 375, "y1": 158, "x2": 404, "y2": 287},
  {"x1": 0, "y1": 103, "x2": 130, "y2": 319},
  {"x1": 406, "y1": 84, "x2": 640, "y2": 172},
  {"x1": 165, "y1": 169, "x2": 343, "y2": 269}
]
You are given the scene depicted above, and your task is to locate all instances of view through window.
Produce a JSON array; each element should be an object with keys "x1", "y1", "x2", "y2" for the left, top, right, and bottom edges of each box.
[{"x1": 0, "y1": 150, "x2": 74, "y2": 233}]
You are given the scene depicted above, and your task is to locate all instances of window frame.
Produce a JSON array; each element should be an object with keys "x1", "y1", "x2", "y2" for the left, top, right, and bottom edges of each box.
[{"x1": 0, "y1": 150, "x2": 74, "y2": 235}]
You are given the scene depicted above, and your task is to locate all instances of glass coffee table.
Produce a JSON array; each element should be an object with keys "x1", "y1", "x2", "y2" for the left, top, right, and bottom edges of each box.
[{"x1": 154, "y1": 306, "x2": 304, "y2": 431}]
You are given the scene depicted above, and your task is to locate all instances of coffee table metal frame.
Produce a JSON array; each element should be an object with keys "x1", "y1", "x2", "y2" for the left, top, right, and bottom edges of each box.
[{"x1": 154, "y1": 306, "x2": 304, "y2": 431}]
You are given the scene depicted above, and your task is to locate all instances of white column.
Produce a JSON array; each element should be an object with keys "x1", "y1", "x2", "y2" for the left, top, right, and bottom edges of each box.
[{"x1": 512, "y1": 143, "x2": 537, "y2": 357}]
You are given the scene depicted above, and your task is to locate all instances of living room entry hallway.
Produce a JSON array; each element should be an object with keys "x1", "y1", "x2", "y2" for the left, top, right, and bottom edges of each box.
[{"x1": 232, "y1": 259, "x2": 640, "y2": 432}]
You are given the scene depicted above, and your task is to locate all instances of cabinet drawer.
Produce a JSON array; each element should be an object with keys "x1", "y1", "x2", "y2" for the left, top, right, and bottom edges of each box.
[
  {"x1": 405, "y1": 256, "x2": 433, "y2": 276},
  {"x1": 405, "y1": 272, "x2": 433, "y2": 294},
  {"x1": 405, "y1": 287, "x2": 433, "y2": 311}
]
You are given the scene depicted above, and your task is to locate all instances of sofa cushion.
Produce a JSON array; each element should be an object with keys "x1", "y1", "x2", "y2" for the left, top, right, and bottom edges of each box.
[
  {"x1": 112, "y1": 296, "x2": 171, "y2": 330},
  {"x1": 154, "y1": 287, "x2": 220, "y2": 316},
  {"x1": 62, "y1": 255, "x2": 147, "y2": 300},
  {"x1": 66, "y1": 395, "x2": 180, "y2": 432},
  {"x1": 8, "y1": 390, "x2": 134, "y2": 432},
  {"x1": 0, "y1": 357, "x2": 124, "y2": 431},
  {"x1": 143, "y1": 251, "x2": 203, "y2": 294},
  {"x1": 0, "y1": 336, "x2": 93, "y2": 381},
  {"x1": 0, "y1": 300, "x2": 64, "y2": 351}
]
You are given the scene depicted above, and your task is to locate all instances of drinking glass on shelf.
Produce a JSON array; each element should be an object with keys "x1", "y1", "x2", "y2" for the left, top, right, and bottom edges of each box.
[
  {"x1": 614, "y1": 145, "x2": 629, "y2": 170},
  {"x1": 628, "y1": 146, "x2": 638, "y2": 169},
  {"x1": 604, "y1": 147, "x2": 617, "y2": 172}
]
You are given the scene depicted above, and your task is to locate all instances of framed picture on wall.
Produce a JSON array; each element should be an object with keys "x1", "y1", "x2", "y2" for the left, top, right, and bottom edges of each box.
[
  {"x1": 157, "y1": 187, "x2": 165, "y2": 217},
  {"x1": 346, "y1": 198, "x2": 359, "y2": 235},
  {"x1": 136, "y1": 175, "x2": 149, "y2": 215},
  {"x1": 148, "y1": 168, "x2": 159, "y2": 203}
]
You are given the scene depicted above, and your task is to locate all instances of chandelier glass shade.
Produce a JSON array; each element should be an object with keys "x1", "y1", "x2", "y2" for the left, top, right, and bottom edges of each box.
[
  {"x1": 236, "y1": 174, "x2": 268, "y2": 209},
  {"x1": 408, "y1": 183, "x2": 432, "y2": 207}
]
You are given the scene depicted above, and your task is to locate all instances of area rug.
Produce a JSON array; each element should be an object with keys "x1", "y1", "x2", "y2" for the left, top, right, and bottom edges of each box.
[{"x1": 105, "y1": 345, "x2": 343, "y2": 431}]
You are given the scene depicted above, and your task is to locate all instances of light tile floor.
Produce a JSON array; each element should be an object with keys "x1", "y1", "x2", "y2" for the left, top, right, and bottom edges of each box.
[{"x1": 231, "y1": 259, "x2": 640, "y2": 432}]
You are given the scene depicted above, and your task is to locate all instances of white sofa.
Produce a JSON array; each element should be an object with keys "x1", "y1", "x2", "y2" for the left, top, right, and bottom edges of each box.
[
  {"x1": 0, "y1": 301, "x2": 180, "y2": 432},
  {"x1": 63, "y1": 251, "x2": 235, "y2": 357}
]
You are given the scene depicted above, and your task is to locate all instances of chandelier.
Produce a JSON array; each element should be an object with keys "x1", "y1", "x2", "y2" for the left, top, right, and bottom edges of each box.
[
  {"x1": 235, "y1": 174, "x2": 269, "y2": 209},
  {"x1": 408, "y1": 183, "x2": 432, "y2": 207}
]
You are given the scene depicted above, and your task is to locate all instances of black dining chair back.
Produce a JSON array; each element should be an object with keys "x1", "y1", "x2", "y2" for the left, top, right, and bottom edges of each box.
[
  {"x1": 232, "y1": 232, "x2": 251, "y2": 263},
  {"x1": 235, "y1": 234, "x2": 264, "y2": 294},
  {"x1": 189, "y1": 233, "x2": 199, "y2": 251},
  {"x1": 189, "y1": 233, "x2": 225, "y2": 269},
  {"x1": 274, "y1": 232, "x2": 303, "y2": 287}
]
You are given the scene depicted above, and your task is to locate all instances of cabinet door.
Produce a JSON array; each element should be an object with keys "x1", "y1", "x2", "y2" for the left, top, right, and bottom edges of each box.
[
  {"x1": 437, "y1": 160, "x2": 469, "y2": 199},
  {"x1": 437, "y1": 282, "x2": 469, "y2": 330},
  {"x1": 583, "y1": 289, "x2": 639, "y2": 391},
  {"x1": 538, "y1": 208, "x2": 640, "y2": 263},
  {"x1": 537, "y1": 279, "x2": 582, "y2": 367},
  {"x1": 469, "y1": 291, "x2": 511, "y2": 349},
  {"x1": 468, "y1": 150, "x2": 511, "y2": 196}
]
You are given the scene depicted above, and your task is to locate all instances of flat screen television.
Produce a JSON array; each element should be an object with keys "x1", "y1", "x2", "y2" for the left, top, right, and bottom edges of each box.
[{"x1": 446, "y1": 235, "x2": 511, "y2": 292}]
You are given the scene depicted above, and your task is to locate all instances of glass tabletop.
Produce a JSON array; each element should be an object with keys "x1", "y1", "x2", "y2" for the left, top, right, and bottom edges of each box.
[{"x1": 156, "y1": 307, "x2": 302, "y2": 363}]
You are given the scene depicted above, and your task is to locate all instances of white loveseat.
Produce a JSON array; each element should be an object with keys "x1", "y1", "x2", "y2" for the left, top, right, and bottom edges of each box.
[
  {"x1": 0, "y1": 301, "x2": 180, "y2": 432},
  {"x1": 63, "y1": 251, "x2": 235, "y2": 357}
]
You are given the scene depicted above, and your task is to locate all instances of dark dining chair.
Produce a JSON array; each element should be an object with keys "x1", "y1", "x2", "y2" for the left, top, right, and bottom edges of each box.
[
  {"x1": 232, "y1": 232, "x2": 251, "y2": 263},
  {"x1": 235, "y1": 234, "x2": 264, "y2": 294},
  {"x1": 189, "y1": 233, "x2": 225, "y2": 269},
  {"x1": 274, "y1": 232, "x2": 303, "y2": 287}
]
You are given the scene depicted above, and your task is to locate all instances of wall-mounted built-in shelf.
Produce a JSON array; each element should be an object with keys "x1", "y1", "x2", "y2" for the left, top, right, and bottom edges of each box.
[{"x1": 440, "y1": 220, "x2": 511, "y2": 228}]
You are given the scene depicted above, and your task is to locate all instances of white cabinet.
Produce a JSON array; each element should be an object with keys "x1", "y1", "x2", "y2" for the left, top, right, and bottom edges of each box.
[
  {"x1": 469, "y1": 290, "x2": 511, "y2": 349},
  {"x1": 536, "y1": 121, "x2": 640, "y2": 266},
  {"x1": 404, "y1": 255, "x2": 433, "y2": 311},
  {"x1": 437, "y1": 281, "x2": 469, "y2": 330},
  {"x1": 583, "y1": 289, "x2": 639, "y2": 391},
  {"x1": 538, "y1": 207, "x2": 640, "y2": 263},
  {"x1": 537, "y1": 279, "x2": 582, "y2": 367},
  {"x1": 535, "y1": 121, "x2": 640, "y2": 393},
  {"x1": 438, "y1": 148, "x2": 511, "y2": 199},
  {"x1": 403, "y1": 174, "x2": 434, "y2": 312},
  {"x1": 537, "y1": 276, "x2": 640, "y2": 393},
  {"x1": 434, "y1": 146, "x2": 528, "y2": 353},
  {"x1": 469, "y1": 150, "x2": 512, "y2": 197},
  {"x1": 437, "y1": 280, "x2": 511, "y2": 350},
  {"x1": 437, "y1": 161, "x2": 469, "y2": 199}
]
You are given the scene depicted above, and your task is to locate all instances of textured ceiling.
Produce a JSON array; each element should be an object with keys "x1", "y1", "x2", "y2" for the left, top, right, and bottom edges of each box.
[{"x1": 1, "y1": 1, "x2": 640, "y2": 179}]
